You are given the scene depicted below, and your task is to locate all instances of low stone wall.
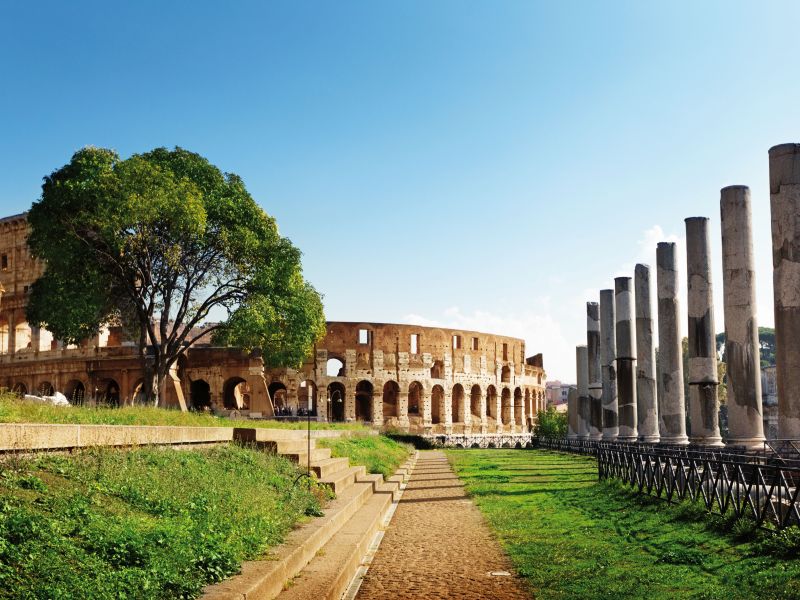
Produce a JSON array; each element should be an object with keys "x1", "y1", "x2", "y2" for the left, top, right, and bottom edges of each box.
[{"x1": 423, "y1": 432, "x2": 534, "y2": 449}]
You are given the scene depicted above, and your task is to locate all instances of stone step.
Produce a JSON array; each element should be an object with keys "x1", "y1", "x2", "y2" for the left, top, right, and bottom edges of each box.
[
  {"x1": 201, "y1": 477, "x2": 378, "y2": 600},
  {"x1": 276, "y1": 483, "x2": 395, "y2": 600},
  {"x1": 311, "y1": 457, "x2": 351, "y2": 479},
  {"x1": 319, "y1": 465, "x2": 366, "y2": 495},
  {"x1": 283, "y1": 447, "x2": 332, "y2": 465}
]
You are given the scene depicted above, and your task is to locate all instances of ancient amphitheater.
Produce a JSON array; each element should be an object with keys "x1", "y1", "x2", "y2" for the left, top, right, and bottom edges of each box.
[{"x1": 0, "y1": 213, "x2": 546, "y2": 434}]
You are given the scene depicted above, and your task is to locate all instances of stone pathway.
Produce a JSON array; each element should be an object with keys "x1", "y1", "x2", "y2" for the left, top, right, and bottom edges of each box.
[{"x1": 354, "y1": 451, "x2": 531, "y2": 600}]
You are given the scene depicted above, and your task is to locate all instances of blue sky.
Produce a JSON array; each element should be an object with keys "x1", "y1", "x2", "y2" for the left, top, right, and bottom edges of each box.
[{"x1": 1, "y1": 1, "x2": 799, "y2": 381}]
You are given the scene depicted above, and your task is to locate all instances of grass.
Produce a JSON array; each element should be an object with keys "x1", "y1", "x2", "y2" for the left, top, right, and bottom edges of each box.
[
  {"x1": 317, "y1": 434, "x2": 412, "y2": 479},
  {"x1": 447, "y1": 449, "x2": 800, "y2": 600},
  {"x1": 0, "y1": 443, "x2": 332, "y2": 599},
  {"x1": 0, "y1": 393, "x2": 366, "y2": 431}
]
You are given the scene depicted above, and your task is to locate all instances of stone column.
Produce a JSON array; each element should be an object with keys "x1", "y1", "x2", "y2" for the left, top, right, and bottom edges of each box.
[
  {"x1": 567, "y1": 387, "x2": 578, "y2": 439},
  {"x1": 685, "y1": 217, "x2": 723, "y2": 446},
  {"x1": 635, "y1": 264, "x2": 660, "y2": 443},
  {"x1": 656, "y1": 242, "x2": 689, "y2": 445},
  {"x1": 720, "y1": 185, "x2": 766, "y2": 448},
  {"x1": 615, "y1": 277, "x2": 638, "y2": 441},
  {"x1": 600, "y1": 289, "x2": 618, "y2": 440},
  {"x1": 769, "y1": 143, "x2": 800, "y2": 439},
  {"x1": 398, "y1": 390, "x2": 410, "y2": 428},
  {"x1": 576, "y1": 345, "x2": 590, "y2": 439},
  {"x1": 587, "y1": 302, "x2": 603, "y2": 440}
]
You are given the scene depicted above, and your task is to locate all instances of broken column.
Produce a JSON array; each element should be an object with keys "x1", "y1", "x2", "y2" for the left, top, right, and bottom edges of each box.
[
  {"x1": 685, "y1": 217, "x2": 723, "y2": 446},
  {"x1": 587, "y1": 302, "x2": 604, "y2": 440},
  {"x1": 567, "y1": 385, "x2": 578, "y2": 439},
  {"x1": 635, "y1": 263, "x2": 659, "y2": 443},
  {"x1": 656, "y1": 242, "x2": 689, "y2": 445},
  {"x1": 720, "y1": 185, "x2": 766, "y2": 449},
  {"x1": 770, "y1": 143, "x2": 800, "y2": 439},
  {"x1": 615, "y1": 277, "x2": 638, "y2": 441},
  {"x1": 600, "y1": 289, "x2": 618, "y2": 440},
  {"x1": 577, "y1": 344, "x2": 590, "y2": 439}
]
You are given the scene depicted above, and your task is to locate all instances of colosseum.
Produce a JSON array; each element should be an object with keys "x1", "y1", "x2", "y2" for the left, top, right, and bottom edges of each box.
[{"x1": 0, "y1": 212, "x2": 546, "y2": 434}]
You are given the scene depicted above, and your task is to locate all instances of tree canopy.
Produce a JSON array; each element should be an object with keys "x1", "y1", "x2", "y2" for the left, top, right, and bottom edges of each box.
[{"x1": 26, "y1": 146, "x2": 326, "y2": 405}]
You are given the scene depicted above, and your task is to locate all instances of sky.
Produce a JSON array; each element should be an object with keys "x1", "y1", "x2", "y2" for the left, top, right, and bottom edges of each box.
[{"x1": 1, "y1": 1, "x2": 799, "y2": 382}]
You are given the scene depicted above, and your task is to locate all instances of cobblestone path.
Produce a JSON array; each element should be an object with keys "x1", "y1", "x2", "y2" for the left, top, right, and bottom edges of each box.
[{"x1": 355, "y1": 450, "x2": 531, "y2": 600}]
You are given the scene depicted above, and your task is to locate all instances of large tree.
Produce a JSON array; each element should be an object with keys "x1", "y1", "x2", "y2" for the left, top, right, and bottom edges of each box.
[{"x1": 26, "y1": 146, "x2": 326, "y2": 407}]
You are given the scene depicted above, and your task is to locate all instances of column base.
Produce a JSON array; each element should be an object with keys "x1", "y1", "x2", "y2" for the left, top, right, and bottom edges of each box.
[
  {"x1": 659, "y1": 435, "x2": 689, "y2": 445},
  {"x1": 602, "y1": 431, "x2": 619, "y2": 441},
  {"x1": 689, "y1": 436, "x2": 724, "y2": 447},
  {"x1": 567, "y1": 434, "x2": 578, "y2": 440},
  {"x1": 725, "y1": 436, "x2": 766, "y2": 450},
  {"x1": 590, "y1": 433, "x2": 604, "y2": 441},
  {"x1": 639, "y1": 435, "x2": 660, "y2": 444},
  {"x1": 616, "y1": 435, "x2": 637, "y2": 443}
]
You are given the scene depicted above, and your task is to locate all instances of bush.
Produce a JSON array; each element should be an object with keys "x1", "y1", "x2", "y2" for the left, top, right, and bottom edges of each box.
[{"x1": 534, "y1": 407, "x2": 567, "y2": 439}]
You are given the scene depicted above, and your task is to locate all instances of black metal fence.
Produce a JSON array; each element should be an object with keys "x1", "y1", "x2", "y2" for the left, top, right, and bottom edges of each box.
[{"x1": 536, "y1": 437, "x2": 800, "y2": 529}]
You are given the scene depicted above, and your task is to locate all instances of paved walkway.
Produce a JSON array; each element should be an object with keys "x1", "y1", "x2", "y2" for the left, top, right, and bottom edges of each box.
[{"x1": 355, "y1": 451, "x2": 531, "y2": 600}]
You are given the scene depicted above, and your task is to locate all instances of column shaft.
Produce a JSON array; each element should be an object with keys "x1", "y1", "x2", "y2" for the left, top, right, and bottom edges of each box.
[
  {"x1": 615, "y1": 277, "x2": 638, "y2": 441},
  {"x1": 576, "y1": 345, "x2": 590, "y2": 439},
  {"x1": 657, "y1": 242, "x2": 689, "y2": 444},
  {"x1": 600, "y1": 289, "x2": 618, "y2": 440},
  {"x1": 587, "y1": 302, "x2": 603, "y2": 440},
  {"x1": 635, "y1": 264, "x2": 660, "y2": 442}
]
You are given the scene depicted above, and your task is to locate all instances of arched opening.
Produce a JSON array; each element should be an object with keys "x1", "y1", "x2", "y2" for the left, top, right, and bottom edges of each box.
[
  {"x1": 97, "y1": 379, "x2": 120, "y2": 407},
  {"x1": 299, "y1": 380, "x2": 317, "y2": 416},
  {"x1": 431, "y1": 385, "x2": 444, "y2": 424},
  {"x1": 190, "y1": 379, "x2": 212, "y2": 411},
  {"x1": 268, "y1": 381, "x2": 288, "y2": 415},
  {"x1": 383, "y1": 381, "x2": 399, "y2": 418},
  {"x1": 37, "y1": 381, "x2": 54, "y2": 397},
  {"x1": 430, "y1": 360, "x2": 444, "y2": 379},
  {"x1": 486, "y1": 385, "x2": 497, "y2": 420},
  {"x1": 470, "y1": 385, "x2": 482, "y2": 419},
  {"x1": 514, "y1": 387, "x2": 523, "y2": 426},
  {"x1": 326, "y1": 357, "x2": 345, "y2": 377},
  {"x1": 408, "y1": 381, "x2": 423, "y2": 415},
  {"x1": 64, "y1": 380, "x2": 86, "y2": 405},
  {"x1": 0, "y1": 321, "x2": 8, "y2": 354},
  {"x1": 452, "y1": 384, "x2": 464, "y2": 423},
  {"x1": 537, "y1": 374, "x2": 542, "y2": 384},
  {"x1": 14, "y1": 322, "x2": 31, "y2": 352},
  {"x1": 355, "y1": 380, "x2": 373, "y2": 422},
  {"x1": 38, "y1": 328, "x2": 54, "y2": 352},
  {"x1": 327, "y1": 382, "x2": 345, "y2": 422},
  {"x1": 501, "y1": 365, "x2": 511, "y2": 383},
  {"x1": 501, "y1": 388, "x2": 511, "y2": 425},
  {"x1": 12, "y1": 382, "x2": 27, "y2": 397},
  {"x1": 223, "y1": 377, "x2": 250, "y2": 410}
]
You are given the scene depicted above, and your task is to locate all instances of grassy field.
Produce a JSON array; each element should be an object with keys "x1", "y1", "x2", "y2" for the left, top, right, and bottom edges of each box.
[
  {"x1": 0, "y1": 444, "x2": 331, "y2": 599},
  {"x1": 317, "y1": 434, "x2": 413, "y2": 478},
  {"x1": 0, "y1": 393, "x2": 366, "y2": 430},
  {"x1": 448, "y1": 449, "x2": 800, "y2": 600}
]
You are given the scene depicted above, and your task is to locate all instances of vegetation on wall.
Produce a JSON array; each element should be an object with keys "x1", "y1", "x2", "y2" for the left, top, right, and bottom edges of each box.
[{"x1": 26, "y1": 147, "x2": 325, "y2": 407}]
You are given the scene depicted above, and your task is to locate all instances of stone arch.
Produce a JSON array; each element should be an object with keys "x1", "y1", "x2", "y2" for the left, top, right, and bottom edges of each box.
[
  {"x1": 268, "y1": 381, "x2": 288, "y2": 413},
  {"x1": 470, "y1": 384, "x2": 482, "y2": 419},
  {"x1": 431, "y1": 385, "x2": 445, "y2": 424},
  {"x1": 63, "y1": 379, "x2": 86, "y2": 405},
  {"x1": 36, "y1": 381, "x2": 54, "y2": 396},
  {"x1": 299, "y1": 380, "x2": 318, "y2": 415},
  {"x1": 486, "y1": 385, "x2": 498, "y2": 420},
  {"x1": 408, "y1": 381, "x2": 424, "y2": 415},
  {"x1": 356, "y1": 380, "x2": 373, "y2": 421},
  {"x1": 97, "y1": 378, "x2": 121, "y2": 407},
  {"x1": 501, "y1": 387, "x2": 511, "y2": 424},
  {"x1": 38, "y1": 327, "x2": 54, "y2": 352},
  {"x1": 12, "y1": 382, "x2": 27, "y2": 397},
  {"x1": 326, "y1": 356, "x2": 345, "y2": 377},
  {"x1": 430, "y1": 360, "x2": 444, "y2": 379},
  {"x1": 14, "y1": 321, "x2": 31, "y2": 352},
  {"x1": 383, "y1": 381, "x2": 399, "y2": 418},
  {"x1": 224, "y1": 377, "x2": 250, "y2": 410},
  {"x1": 514, "y1": 387, "x2": 523, "y2": 426},
  {"x1": 501, "y1": 365, "x2": 511, "y2": 383},
  {"x1": 190, "y1": 379, "x2": 212, "y2": 411},
  {"x1": 525, "y1": 388, "x2": 532, "y2": 417},
  {"x1": 327, "y1": 382, "x2": 346, "y2": 422},
  {"x1": 452, "y1": 384, "x2": 464, "y2": 424},
  {"x1": 0, "y1": 319, "x2": 8, "y2": 354}
]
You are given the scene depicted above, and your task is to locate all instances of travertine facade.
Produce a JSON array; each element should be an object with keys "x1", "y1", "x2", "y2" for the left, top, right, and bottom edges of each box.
[{"x1": 0, "y1": 213, "x2": 546, "y2": 433}]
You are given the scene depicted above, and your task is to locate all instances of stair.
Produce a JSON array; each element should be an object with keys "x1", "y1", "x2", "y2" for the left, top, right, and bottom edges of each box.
[{"x1": 202, "y1": 429, "x2": 415, "y2": 600}]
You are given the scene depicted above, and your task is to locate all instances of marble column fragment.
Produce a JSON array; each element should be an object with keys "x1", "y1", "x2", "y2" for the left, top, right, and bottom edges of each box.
[
  {"x1": 567, "y1": 386, "x2": 579, "y2": 439},
  {"x1": 656, "y1": 242, "x2": 689, "y2": 445},
  {"x1": 615, "y1": 277, "x2": 638, "y2": 441},
  {"x1": 685, "y1": 217, "x2": 723, "y2": 446},
  {"x1": 577, "y1": 345, "x2": 590, "y2": 439},
  {"x1": 587, "y1": 302, "x2": 603, "y2": 440},
  {"x1": 635, "y1": 264, "x2": 660, "y2": 443},
  {"x1": 720, "y1": 186, "x2": 766, "y2": 449},
  {"x1": 769, "y1": 144, "x2": 800, "y2": 439},
  {"x1": 600, "y1": 289, "x2": 619, "y2": 440}
]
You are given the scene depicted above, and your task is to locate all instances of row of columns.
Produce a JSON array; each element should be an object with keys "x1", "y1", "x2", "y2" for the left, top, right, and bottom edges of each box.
[{"x1": 568, "y1": 143, "x2": 800, "y2": 447}]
